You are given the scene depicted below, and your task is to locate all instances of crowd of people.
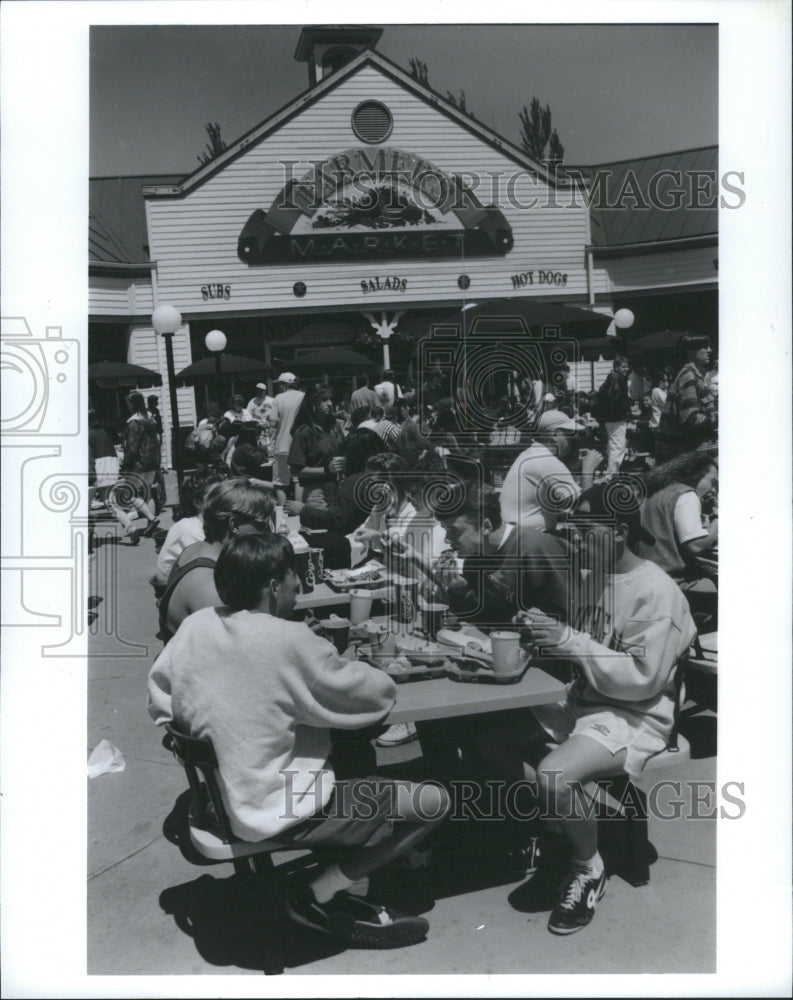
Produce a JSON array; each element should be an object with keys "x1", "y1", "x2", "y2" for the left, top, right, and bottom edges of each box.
[{"x1": 88, "y1": 332, "x2": 719, "y2": 950}]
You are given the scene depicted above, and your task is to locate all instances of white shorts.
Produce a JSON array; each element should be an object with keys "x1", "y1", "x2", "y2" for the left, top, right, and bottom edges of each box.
[{"x1": 532, "y1": 699, "x2": 669, "y2": 776}]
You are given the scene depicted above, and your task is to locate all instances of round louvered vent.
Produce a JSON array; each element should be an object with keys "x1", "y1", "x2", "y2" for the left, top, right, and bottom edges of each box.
[{"x1": 351, "y1": 101, "x2": 393, "y2": 144}]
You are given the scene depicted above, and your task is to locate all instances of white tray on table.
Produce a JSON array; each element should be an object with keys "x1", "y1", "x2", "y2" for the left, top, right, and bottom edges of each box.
[{"x1": 324, "y1": 559, "x2": 387, "y2": 591}]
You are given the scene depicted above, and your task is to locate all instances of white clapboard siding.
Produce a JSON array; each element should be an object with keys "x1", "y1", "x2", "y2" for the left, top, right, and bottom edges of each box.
[
  {"x1": 607, "y1": 245, "x2": 718, "y2": 292},
  {"x1": 128, "y1": 324, "x2": 196, "y2": 467},
  {"x1": 569, "y1": 359, "x2": 613, "y2": 393},
  {"x1": 89, "y1": 276, "x2": 134, "y2": 316},
  {"x1": 89, "y1": 275, "x2": 155, "y2": 316},
  {"x1": 130, "y1": 280, "x2": 154, "y2": 314},
  {"x1": 146, "y1": 64, "x2": 592, "y2": 314}
]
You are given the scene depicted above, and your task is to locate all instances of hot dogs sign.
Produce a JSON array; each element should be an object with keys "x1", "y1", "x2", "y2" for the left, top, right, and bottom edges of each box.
[{"x1": 238, "y1": 147, "x2": 513, "y2": 266}]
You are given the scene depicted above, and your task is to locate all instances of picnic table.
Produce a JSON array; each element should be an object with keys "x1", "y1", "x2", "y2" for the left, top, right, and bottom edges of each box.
[{"x1": 287, "y1": 515, "x2": 567, "y2": 724}]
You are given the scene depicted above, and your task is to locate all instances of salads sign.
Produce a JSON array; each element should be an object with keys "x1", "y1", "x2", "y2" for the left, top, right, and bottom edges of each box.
[{"x1": 238, "y1": 147, "x2": 513, "y2": 266}]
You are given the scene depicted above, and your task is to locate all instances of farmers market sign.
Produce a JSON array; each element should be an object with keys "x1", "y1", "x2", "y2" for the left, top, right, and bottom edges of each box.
[{"x1": 238, "y1": 147, "x2": 513, "y2": 265}]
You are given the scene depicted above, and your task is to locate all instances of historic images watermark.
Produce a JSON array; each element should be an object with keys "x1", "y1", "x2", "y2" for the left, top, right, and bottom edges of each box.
[
  {"x1": 1, "y1": 315, "x2": 152, "y2": 658},
  {"x1": 281, "y1": 772, "x2": 746, "y2": 824},
  {"x1": 273, "y1": 153, "x2": 746, "y2": 215}
]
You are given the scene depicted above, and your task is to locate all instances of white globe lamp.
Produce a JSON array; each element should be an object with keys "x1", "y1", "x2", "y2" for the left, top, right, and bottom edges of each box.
[
  {"x1": 614, "y1": 308, "x2": 635, "y2": 330},
  {"x1": 205, "y1": 329, "x2": 227, "y2": 353}
]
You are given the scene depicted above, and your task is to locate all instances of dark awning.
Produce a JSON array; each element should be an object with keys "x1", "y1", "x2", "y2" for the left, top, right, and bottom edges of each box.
[
  {"x1": 289, "y1": 347, "x2": 379, "y2": 372},
  {"x1": 442, "y1": 298, "x2": 612, "y2": 337},
  {"x1": 88, "y1": 361, "x2": 162, "y2": 388},
  {"x1": 175, "y1": 354, "x2": 274, "y2": 386}
]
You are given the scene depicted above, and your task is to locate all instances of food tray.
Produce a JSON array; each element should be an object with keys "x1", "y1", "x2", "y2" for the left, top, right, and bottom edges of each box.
[
  {"x1": 356, "y1": 647, "x2": 449, "y2": 683},
  {"x1": 384, "y1": 661, "x2": 451, "y2": 684},
  {"x1": 445, "y1": 655, "x2": 531, "y2": 685},
  {"x1": 324, "y1": 561, "x2": 386, "y2": 591},
  {"x1": 394, "y1": 635, "x2": 450, "y2": 666},
  {"x1": 435, "y1": 627, "x2": 493, "y2": 664}
]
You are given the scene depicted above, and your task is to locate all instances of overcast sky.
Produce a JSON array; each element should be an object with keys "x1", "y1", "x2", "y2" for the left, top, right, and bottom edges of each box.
[{"x1": 90, "y1": 23, "x2": 717, "y2": 176}]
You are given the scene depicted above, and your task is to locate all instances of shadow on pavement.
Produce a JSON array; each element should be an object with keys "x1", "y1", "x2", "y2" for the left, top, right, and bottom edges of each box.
[
  {"x1": 159, "y1": 873, "x2": 346, "y2": 972},
  {"x1": 679, "y1": 711, "x2": 717, "y2": 758}
]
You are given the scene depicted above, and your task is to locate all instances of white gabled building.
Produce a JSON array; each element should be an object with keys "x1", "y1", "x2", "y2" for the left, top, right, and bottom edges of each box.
[{"x1": 89, "y1": 27, "x2": 717, "y2": 463}]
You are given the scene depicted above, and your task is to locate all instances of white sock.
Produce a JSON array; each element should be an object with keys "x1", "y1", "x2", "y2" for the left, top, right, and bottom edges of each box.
[
  {"x1": 573, "y1": 851, "x2": 604, "y2": 877},
  {"x1": 309, "y1": 862, "x2": 355, "y2": 904},
  {"x1": 347, "y1": 875, "x2": 370, "y2": 898}
]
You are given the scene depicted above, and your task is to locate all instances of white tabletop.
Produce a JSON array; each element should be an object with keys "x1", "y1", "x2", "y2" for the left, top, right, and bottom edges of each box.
[{"x1": 386, "y1": 660, "x2": 566, "y2": 724}]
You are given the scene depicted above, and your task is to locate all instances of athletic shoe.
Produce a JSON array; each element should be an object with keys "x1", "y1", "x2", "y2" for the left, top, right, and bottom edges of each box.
[
  {"x1": 90, "y1": 500, "x2": 106, "y2": 510},
  {"x1": 285, "y1": 890, "x2": 429, "y2": 948},
  {"x1": 375, "y1": 722, "x2": 418, "y2": 747},
  {"x1": 142, "y1": 518, "x2": 161, "y2": 538},
  {"x1": 548, "y1": 864, "x2": 607, "y2": 935}
]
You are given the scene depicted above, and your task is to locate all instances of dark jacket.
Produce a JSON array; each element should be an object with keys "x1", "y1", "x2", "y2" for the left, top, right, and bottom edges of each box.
[
  {"x1": 122, "y1": 414, "x2": 160, "y2": 473},
  {"x1": 446, "y1": 526, "x2": 573, "y2": 627},
  {"x1": 593, "y1": 372, "x2": 631, "y2": 422},
  {"x1": 299, "y1": 472, "x2": 371, "y2": 535}
]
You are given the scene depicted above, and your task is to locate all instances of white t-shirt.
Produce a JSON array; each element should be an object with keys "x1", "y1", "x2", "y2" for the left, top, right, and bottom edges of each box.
[
  {"x1": 673, "y1": 491, "x2": 708, "y2": 544},
  {"x1": 499, "y1": 441, "x2": 581, "y2": 530},
  {"x1": 374, "y1": 381, "x2": 403, "y2": 407},
  {"x1": 649, "y1": 387, "x2": 667, "y2": 429},
  {"x1": 246, "y1": 394, "x2": 274, "y2": 424},
  {"x1": 269, "y1": 389, "x2": 305, "y2": 454},
  {"x1": 154, "y1": 516, "x2": 205, "y2": 582}
]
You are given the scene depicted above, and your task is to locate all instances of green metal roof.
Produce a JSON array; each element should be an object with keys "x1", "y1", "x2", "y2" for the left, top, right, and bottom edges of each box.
[
  {"x1": 89, "y1": 174, "x2": 184, "y2": 263},
  {"x1": 581, "y1": 146, "x2": 718, "y2": 247}
]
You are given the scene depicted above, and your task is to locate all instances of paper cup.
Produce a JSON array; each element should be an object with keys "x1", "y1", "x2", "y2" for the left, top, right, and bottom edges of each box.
[
  {"x1": 349, "y1": 589, "x2": 374, "y2": 625},
  {"x1": 364, "y1": 620, "x2": 388, "y2": 646},
  {"x1": 422, "y1": 602, "x2": 449, "y2": 641},
  {"x1": 320, "y1": 617, "x2": 351, "y2": 655},
  {"x1": 490, "y1": 631, "x2": 522, "y2": 674}
]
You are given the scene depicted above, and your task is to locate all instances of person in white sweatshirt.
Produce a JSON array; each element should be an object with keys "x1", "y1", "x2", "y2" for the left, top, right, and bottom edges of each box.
[
  {"x1": 147, "y1": 531, "x2": 448, "y2": 948},
  {"x1": 473, "y1": 478, "x2": 696, "y2": 936}
]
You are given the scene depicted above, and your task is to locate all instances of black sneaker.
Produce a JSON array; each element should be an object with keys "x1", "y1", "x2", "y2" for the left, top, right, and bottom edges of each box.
[
  {"x1": 142, "y1": 518, "x2": 161, "y2": 538},
  {"x1": 285, "y1": 890, "x2": 429, "y2": 948},
  {"x1": 548, "y1": 865, "x2": 607, "y2": 935}
]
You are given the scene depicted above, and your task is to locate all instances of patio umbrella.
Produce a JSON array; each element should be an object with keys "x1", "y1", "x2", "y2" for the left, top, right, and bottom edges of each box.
[
  {"x1": 579, "y1": 336, "x2": 622, "y2": 361},
  {"x1": 88, "y1": 361, "x2": 163, "y2": 388},
  {"x1": 626, "y1": 329, "x2": 686, "y2": 358},
  {"x1": 288, "y1": 347, "x2": 379, "y2": 372},
  {"x1": 447, "y1": 298, "x2": 613, "y2": 336},
  {"x1": 175, "y1": 354, "x2": 274, "y2": 386}
]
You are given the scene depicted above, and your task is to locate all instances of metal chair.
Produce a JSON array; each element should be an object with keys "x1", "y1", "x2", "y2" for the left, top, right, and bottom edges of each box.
[
  {"x1": 685, "y1": 631, "x2": 717, "y2": 712},
  {"x1": 163, "y1": 722, "x2": 289, "y2": 975}
]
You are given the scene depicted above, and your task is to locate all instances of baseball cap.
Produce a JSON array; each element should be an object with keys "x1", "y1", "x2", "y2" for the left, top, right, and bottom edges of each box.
[
  {"x1": 537, "y1": 409, "x2": 580, "y2": 432},
  {"x1": 570, "y1": 480, "x2": 655, "y2": 546},
  {"x1": 255, "y1": 382, "x2": 268, "y2": 390},
  {"x1": 278, "y1": 372, "x2": 297, "y2": 384}
]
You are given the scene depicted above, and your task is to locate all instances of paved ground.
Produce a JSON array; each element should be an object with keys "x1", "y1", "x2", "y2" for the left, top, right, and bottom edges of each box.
[{"x1": 87, "y1": 488, "x2": 717, "y2": 979}]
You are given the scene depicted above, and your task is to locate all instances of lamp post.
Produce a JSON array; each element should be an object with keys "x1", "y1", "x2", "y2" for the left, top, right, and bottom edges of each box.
[
  {"x1": 205, "y1": 328, "x2": 227, "y2": 378},
  {"x1": 152, "y1": 304, "x2": 183, "y2": 505}
]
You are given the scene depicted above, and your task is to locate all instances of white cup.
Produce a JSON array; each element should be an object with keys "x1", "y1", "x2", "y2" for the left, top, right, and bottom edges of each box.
[
  {"x1": 349, "y1": 589, "x2": 374, "y2": 625},
  {"x1": 489, "y1": 631, "x2": 522, "y2": 674}
]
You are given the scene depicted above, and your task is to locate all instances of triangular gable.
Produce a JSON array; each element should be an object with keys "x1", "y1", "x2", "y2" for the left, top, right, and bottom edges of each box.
[{"x1": 142, "y1": 49, "x2": 562, "y2": 199}]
